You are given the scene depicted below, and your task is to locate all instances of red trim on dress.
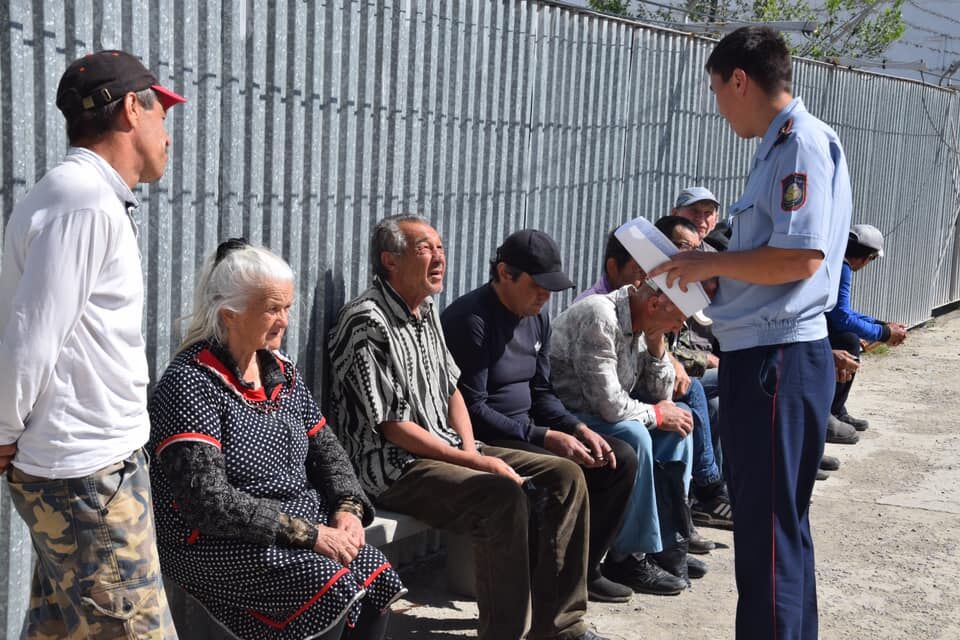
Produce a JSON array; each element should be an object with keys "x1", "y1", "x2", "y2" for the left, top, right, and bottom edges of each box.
[
  {"x1": 306, "y1": 417, "x2": 327, "y2": 437},
  {"x1": 155, "y1": 432, "x2": 222, "y2": 456},
  {"x1": 363, "y1": 562, "x2": 392, "y2": 588},
  {"x1": 247, "y1": 567, "x2": 351, "y2": 630},
  {"x1": 186, "y1": 529, "x2": 201, "y2": 545},
  {"x1": 195, "y1": 348, "x2": 268, "y2": 401}
]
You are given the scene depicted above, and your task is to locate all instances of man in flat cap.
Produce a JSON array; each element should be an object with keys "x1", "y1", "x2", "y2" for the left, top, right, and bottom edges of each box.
[
  {"x1": 0, "y1": 50, "x2": 185, "y2": 638},
  {"x1": 825, "y1": 223, "x2": 906, "y2": 439}
]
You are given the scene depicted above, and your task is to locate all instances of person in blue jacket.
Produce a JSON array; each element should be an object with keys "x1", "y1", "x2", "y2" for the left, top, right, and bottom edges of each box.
[{"x1": 825, "y1": 224, "x2": 907, "y2": 438}]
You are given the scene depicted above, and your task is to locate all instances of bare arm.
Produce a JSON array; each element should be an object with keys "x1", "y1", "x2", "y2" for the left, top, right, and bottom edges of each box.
[
  {"x1": 380, "y1": 420, "x2": 479, "y2": 467},
  {"x1": 380, "y1": 389, "x2": 521, "y2": 484},
  {"x1": 446, "y1": 388, "x2": 478, "y2": 454},
  {"x1": 649, "y1": 247, "x2": 823, "y2": 292}
]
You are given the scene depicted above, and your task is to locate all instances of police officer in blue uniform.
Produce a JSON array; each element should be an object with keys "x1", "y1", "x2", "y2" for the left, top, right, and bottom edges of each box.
[{"x1": 650, "y1": 27, "x2": 852, "y2": 640}]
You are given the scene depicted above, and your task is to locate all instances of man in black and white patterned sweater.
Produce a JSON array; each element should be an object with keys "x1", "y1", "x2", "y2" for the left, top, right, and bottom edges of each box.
[{"x1": 328, "y1": 214, "x2": 608, "y2": 640}]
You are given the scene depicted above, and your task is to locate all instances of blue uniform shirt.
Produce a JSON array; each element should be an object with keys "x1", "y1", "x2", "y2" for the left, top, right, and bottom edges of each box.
[{"x1": 709, "y1": 98, "x2": 852, "y2": 351}]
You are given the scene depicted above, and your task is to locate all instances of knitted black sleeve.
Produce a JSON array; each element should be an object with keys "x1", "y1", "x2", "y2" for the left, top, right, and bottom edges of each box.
[
  {"x1": 306, "y1": 425, "x2": 376, "y2": 526},
  {"x1": 161, "y1": 441, "x2": 317, "y2": 548}
]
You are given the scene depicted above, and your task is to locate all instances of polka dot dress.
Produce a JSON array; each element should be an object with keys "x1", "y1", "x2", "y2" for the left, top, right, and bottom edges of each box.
[{"x1": 148, "y1": 342, "x2": 406, "y2": 639}]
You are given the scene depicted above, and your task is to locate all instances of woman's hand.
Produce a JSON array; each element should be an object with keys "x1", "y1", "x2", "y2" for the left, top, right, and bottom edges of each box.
[
  {"x1": 332, "y1": 510, "x2": 366, "y2": 549},
  {"x1": 313, "y1": 524, "x2": 361, "y2": 565}
]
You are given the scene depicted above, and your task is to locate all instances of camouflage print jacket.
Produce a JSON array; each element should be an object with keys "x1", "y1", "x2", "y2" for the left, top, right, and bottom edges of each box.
[{"x1": 669, "y1": 318, "x2": 717, "y2": 378}]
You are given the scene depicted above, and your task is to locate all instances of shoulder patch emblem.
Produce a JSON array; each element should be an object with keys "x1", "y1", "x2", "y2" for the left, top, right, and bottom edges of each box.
[{"x1": 781, "y1": 173, "x2": 807, "y2": 211}]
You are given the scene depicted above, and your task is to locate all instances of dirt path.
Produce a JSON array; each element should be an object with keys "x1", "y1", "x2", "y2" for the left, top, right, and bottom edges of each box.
[{"x1": 387, "y1": 309, "x2": 960, "y2": 640}]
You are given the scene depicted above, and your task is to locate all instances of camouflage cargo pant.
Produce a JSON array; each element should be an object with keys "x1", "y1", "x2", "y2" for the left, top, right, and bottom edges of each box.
[{"x1": 6, "y1": 449, "x2": 178, "y2": 639}]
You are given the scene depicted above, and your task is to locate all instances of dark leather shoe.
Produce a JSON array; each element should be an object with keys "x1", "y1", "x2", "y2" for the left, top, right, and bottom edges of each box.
[
  {"x1": 837, "y1": 412, "x2": 869, "y2": 431},
  {"x1": 819, "y1": 454, "x2": 841, "y2": 471},
  {"x1": 576, "y1": 630, "x2": 611, "y2": 640},
  {"x1": 687, "y1": 555, "x2": 707, "y2": 579},
  {"x1": 826, "y1": 415, "x2": 859, "y2": 444},
  {"x1": 587, "y1": 574, "x2": 632, "y2": 603},
  {"x1": 688, "y1": 525, "x2": 715, "y2": 554},
  {"x1": 602, "y1": 554, "x2": 686, "y2": 595}
]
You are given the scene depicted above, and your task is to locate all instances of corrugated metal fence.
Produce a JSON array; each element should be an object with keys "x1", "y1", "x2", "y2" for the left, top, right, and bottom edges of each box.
[{"x1": 1, "y1": 0, "x2": 958, "y2": 634}]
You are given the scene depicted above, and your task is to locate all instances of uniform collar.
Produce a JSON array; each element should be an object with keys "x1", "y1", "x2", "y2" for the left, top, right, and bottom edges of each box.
[
  {"x1": 374, "y1": 276, "x2": 434, "y2": 325},
  {"x1": 66, "y1": 146, "x2": 140, "y2": 208},
  {"x1": 755, "y1": 97, "x2": 805, "y2": 162}
]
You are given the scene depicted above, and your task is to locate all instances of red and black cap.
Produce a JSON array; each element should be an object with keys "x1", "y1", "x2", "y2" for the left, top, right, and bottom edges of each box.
[
  {"x1": 56, "y1": 50, "x2": 186, "y2": 119},
  {"x1": 495, "y1": 229, "x2": 576, "y2": 292}
]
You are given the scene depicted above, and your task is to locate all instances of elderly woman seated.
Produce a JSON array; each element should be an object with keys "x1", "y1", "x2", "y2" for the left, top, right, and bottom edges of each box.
[{"x1": 148, "y1": 240, "x2": 405, "y2": 640}]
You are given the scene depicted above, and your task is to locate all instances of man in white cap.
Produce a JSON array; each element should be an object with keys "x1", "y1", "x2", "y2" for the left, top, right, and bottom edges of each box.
[
  {"x1": 824, "y1": 224, "x2": 906, "y2": 439},
  {"x1": 672, "y1": 186, "x2": 721, "y2": 250}
]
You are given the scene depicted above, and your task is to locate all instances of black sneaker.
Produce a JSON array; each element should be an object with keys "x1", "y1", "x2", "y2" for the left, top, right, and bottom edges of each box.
[
  {"x1": 826, "y1": 415, "x2": 859, "y2": 444},
  {"x1": 819, "y1": 455, "x2": 840, "y2": 471},
  {"x1": 601, "y1": 554, "x2": 687, "y2": 596},
  {"x1": 837, "y1": 412, "x2": 869, "y2": 431},
  {"x1": 691, "y1": 495, "x2": 734, "y2": 530},
  {"x1": 587, "y1": 574, "x2": 632, "y2": 603},
  {"x1": 687, "y1": 555, "x2": 707, "y2": 579}
]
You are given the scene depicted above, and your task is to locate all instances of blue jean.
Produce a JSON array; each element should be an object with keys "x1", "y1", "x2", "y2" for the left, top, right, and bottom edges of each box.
[
  {"x1": 676, "y1": 378, "x2": 722, "y2": 488},
  {"x1": 701, "y1": 368, "x2": 720, "y2": 425},
  {"x1": 699, "y1": 368, "x2": 724, "y2": 477},
  {"x1": 577, "y1": 411, "x2": 693, "y2": 555}
]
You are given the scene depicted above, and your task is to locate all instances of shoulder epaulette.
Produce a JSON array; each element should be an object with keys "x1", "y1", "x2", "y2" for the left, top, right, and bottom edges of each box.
[{"x1": 773, "y1": 118, "x2": 793, "y2": 147}]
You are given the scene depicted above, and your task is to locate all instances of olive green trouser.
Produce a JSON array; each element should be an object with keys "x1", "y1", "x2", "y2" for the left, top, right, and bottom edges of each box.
[{"x1": 377, "y1": 445, "x2": 589, "y2": 640}]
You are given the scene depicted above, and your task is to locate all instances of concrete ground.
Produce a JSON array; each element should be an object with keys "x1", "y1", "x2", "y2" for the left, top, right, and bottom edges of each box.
[{"x1": 384, "y1": 309, "x2": 960, "y2": 640}]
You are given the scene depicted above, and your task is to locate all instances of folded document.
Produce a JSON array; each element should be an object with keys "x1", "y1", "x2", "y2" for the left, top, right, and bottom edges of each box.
[{"x1": 615, "y1": 217, "x2": 711, "y2": 318}]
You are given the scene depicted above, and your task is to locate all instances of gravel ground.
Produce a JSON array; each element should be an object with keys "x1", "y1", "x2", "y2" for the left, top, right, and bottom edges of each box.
[{"x1": 384, "y1": 309, "x2": 960, "y2": 640}]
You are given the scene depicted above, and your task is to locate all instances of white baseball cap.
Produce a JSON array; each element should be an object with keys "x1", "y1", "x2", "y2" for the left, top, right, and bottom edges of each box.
[
  {"x1": 675, "y1": 186, "x2": 720, "y2": 208},
  {"x1": 849, "y1": 224, "x2": 884, "y2": 257}
]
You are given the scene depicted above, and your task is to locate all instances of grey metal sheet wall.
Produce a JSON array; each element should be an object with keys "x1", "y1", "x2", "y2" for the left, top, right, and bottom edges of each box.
[{"x1": 1, "y1": 0, "x2": 958, "y2": 634}]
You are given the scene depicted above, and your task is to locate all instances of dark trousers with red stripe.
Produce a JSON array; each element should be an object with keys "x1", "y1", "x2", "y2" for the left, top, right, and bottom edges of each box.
[{"x1": 719, "y1": 338, "x2": 834, "y2": 640}]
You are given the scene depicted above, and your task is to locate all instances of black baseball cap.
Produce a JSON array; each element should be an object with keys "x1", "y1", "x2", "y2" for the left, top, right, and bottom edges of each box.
[
  {"x1": 495, "y1": 229, "x2": 575, "y2": 291},
  {"x1": 56, "y1": 50, "x2": 186, "y2": 120}
]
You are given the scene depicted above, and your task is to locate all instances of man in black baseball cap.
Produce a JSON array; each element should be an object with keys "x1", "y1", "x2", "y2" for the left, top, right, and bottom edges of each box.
[
  {"x1": 442, "y1": 229, "x2": 639, "y2": 607},
  {"x1": 0, "y1": 50, "x2": 184, "y2": 638},
  {"x1": 495, "y1": 229, "x2": 577, "y2": 292}
]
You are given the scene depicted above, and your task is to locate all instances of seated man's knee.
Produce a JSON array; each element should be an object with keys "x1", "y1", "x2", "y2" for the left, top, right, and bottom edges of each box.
[
  {"x1": 463, "y1": 470, "x2": 529, "y2": 520},
  {"x1": 610, "y1": 437, "x2": 639, "y2": 476},
  {"x1": 605, "y1": 419, "x2": 652, "y2": 452}
]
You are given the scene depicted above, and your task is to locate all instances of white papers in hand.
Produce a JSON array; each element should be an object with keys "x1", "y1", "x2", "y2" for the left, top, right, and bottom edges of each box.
[{"x1": 614, "y1": 217, "x2": 710, "y2": 318}]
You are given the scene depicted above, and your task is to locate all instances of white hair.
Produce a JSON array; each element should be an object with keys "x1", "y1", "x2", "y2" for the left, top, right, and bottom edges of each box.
[{"x1": 178, "y1": 243, "x2": 294, "y2": 352}]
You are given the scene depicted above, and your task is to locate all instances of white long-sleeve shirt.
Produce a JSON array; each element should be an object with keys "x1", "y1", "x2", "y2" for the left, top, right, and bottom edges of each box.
[{"x1": 0, "y1": 147, "x2": 150, "y2": 478}]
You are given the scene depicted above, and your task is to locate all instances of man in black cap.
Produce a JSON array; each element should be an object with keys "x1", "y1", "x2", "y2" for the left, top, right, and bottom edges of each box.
[
  {"x1": 0, "y1": 50, "x2": 185, "y2": 638},
  {"x1": 442, "y1": 229, "x2": 639, "y2": 604}
]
